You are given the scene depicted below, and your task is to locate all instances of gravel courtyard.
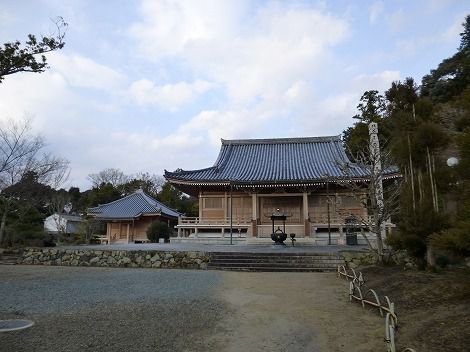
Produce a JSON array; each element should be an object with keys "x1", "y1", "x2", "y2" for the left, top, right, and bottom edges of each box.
[{"x1": 0, "y1": 266, "x2": 383, "y2": 352}]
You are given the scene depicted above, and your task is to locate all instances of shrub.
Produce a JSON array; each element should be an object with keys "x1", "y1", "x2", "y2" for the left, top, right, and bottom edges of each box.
[
  {"x1": 146, "y1": 221, "x2": 171, "y2": 243},
  {"x1": 430, "y1": 222, "x2": 470, "y2": 257}
]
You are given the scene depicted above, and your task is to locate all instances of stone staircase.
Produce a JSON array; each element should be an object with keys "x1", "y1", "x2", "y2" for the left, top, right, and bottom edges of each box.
[
  {"x1": 208, "y1": 251, "x2": 344, "y2": 272},
  {"x1": 0, "y1": 250, "x2": 22, "y2": 265}
]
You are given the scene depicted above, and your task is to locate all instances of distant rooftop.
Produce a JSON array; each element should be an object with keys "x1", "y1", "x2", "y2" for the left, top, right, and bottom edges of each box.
[{"x1": 87, "y1": 189, "x2": 180, "y2": 220}]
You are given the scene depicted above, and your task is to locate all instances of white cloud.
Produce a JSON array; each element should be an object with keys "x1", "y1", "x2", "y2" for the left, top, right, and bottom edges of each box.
[
  {"x1": 352, "y1": 70, "x2": 401, "y2": 92},
  {"x1": 129, "y1": 0, "x2": 247, "y2": 59},
  {"x1": 128, "y1": 0, "x2": 350, "y2": 142},
  {"x1": 128, "y1": 79, "x2": 214, "y2": 111},
  {"x1": 48, "y1": 52, "x2": 126, "y2": 90},
  {"x1": 369, "y1": 1, "x2": 384, "y2": 25},
  {"x1": 0, "y1": 71, "x2": 76, "y2": 129},
  {"x1": 185, "y1": 5, "x2": 348, "y2": 104},
  {"x1": 300, "y1": 70, "x2": 401, "y2": 134}
]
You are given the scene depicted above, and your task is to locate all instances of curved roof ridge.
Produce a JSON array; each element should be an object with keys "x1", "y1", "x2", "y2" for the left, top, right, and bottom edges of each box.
[
  {"x1": 87, "y1": 189, "x2": 180, "y2": 218},
  {"x1": 164, "y1": 165, "x2": 218, "y2": 176},
  {"x1": 139, "y1": 191, "x2": 181, "y2": 216},
  {"x1": 88, "y1": 191, "x2": 139, "y2": 212},
  {"x1": 221, "y1": 136, "x2": 341, "y2": 145}
]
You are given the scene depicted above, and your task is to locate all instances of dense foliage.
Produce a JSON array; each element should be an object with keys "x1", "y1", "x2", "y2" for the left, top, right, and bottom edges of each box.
[
  {"x1": 344, "y1": 15, "x2": 470, "y2": 264},
  {"x1": 146, "y1": 221, "x2": 172, "y2": 243},
  {"x1": 0, "y1": 17, "x2": 67, "y2": 83}
]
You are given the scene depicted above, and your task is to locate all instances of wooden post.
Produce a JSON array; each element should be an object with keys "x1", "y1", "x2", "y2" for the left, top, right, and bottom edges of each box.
[
  {"x1": 252, "y1": 193, "x2": 258, "y2": 237},
  {"x1": 132, "y1": 220, "x2": 135, "y2": 242},
  {"x1": 198, "y1": 192, "x2": 203, "y2": 221},
  {"x1": 126, "y1": 223, "x2": 130, "y2": 243},
  {"x1": 106, "y1": 223, "x2": 111, "y2": 244},
  {"x1": 230, "y1": 183, "x2": 233, "y2": 245},
  {"x1": 224, "y1": 191, "x2": 228, "y2": 221},
  {"x1": 303, "y1": 192, "x2": 309, "y2": 237}
]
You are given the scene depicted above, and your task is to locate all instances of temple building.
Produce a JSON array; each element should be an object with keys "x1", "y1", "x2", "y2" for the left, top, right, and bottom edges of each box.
[
  {"x1": 164, "y1": 136, "x2": 399, "y2": 244},
  {"x1": 87, "y1": 189, "x2": 180, "y2": 244}
]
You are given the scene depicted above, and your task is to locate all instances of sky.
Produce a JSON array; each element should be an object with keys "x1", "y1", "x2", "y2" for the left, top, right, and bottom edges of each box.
[{"x1": 0, "y1": 0, "x2": 469, "y2": 190}]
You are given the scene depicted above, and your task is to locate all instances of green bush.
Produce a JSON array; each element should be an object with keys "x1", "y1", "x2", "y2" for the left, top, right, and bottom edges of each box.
[
  {"x1": 430, "y1": 222, "x2": 470, "y2": 257},
  {"x1": 146, "y1": 221, "x2": 171, "y2": 243}
]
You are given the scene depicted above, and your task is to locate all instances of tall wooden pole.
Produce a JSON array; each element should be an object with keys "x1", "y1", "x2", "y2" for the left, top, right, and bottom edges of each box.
[
  {"x1": 230, "y1": 183, "x2": 233, "y2": 245},
  {"x1": 326, "y1": 178, "x2": 331, "y2": 245},
  {"x1": 369, "y1": 122, "x2": 385, "y2": 259},
  {"x1": 407, "y1": 134, "x2": 416, "y2": 212},
  {"x1": 369, "y1": 123, "x2": 384, "y2": 213}
]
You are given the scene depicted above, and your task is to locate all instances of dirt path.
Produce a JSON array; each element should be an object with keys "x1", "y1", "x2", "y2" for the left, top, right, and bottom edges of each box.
[{"x1": 211, "y1": 272, "x2": 384, "y2": 352}]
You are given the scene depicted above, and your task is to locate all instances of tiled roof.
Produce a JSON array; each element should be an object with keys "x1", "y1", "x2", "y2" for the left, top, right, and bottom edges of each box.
[
  {"x1": 164, "y1": 136, "x2": 399, "y2": 185},
  {"x1": 87, "y1": 189, "x2": 180, "y2": 219}
]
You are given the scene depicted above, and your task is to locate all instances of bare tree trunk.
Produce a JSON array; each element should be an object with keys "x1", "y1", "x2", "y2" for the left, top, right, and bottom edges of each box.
[
  {"x1": 373, "y1": 207, "x2": 384, "y2": 263},
  {"x1": 0, "y1": 199, "x2": 10, "y2": 246},
  {"x1": 359, "y1": 226, "x2": 374, "y2": 249},
  {"x1": 426, "y1": 245, "x2": 436, "y2": 267},
  {"x1": 408, "y1": 134, "x2": 416, "y2": 212},
  {"x1": 427, "y1": 147, "x2": 438, "y2": 212},
  {"x1": 376, "y1": 231, "x2": 384, "y2": 263},
  {"x1": 418, "y1": 170, "x2": 424, "y2": 204}
]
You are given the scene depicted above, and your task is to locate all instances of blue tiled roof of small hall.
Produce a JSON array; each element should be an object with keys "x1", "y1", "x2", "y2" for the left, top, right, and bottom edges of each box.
[
  {"x1": 87, "y1": 189, "x2": 180, "y2": 219},
  {"x1": 164, "y1": 136, "x2": 375, "y2": 184}
]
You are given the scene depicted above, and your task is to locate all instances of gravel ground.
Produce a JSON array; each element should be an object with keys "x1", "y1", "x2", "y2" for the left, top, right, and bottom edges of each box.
[
  {"x1": 0, "y1": 266, "x2": 225, "y2": 352},
  {"x1": 0, "y1": 265, "x2": 384, "y2": 352}
]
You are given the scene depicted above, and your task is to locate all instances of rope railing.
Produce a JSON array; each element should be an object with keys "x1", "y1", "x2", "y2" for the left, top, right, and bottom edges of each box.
[{"x1": 337, "y1": 265, "x2": 416, "y2": 352}]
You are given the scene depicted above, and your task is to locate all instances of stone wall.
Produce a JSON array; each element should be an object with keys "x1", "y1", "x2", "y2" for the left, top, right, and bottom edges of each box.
[
  {"x1": 340, "y1": 250, "x2": 376, "y2": 269},
  {"x1": 340, "y1": 249, "x2": 416, "y2": 269},
  {"x1": 18, "y1": 248, "x2": 210, "y2": 270}
]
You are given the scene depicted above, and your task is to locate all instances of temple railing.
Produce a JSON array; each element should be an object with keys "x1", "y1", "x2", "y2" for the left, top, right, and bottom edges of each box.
[
  {"x1": 180, "y1": 215, "x2": 377, "y2": 226},
  {"x1": 179, "y1": 216, "x2": 251, "y2": 226}
]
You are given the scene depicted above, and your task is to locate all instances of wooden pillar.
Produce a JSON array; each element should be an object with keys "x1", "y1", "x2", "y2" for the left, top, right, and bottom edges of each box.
[
  {"x1": 106, "y1": 223, "x2": 111, "y2": 244},
  {"x1": 126, "y1": 223, "x2": 130, "y2": 243},
  {"x1": 224, "y1": 192, "x2": 228, "y2": 222},
  {"x1": 339, "y1": 226, "x2": 345, "y2": 245},
  {"x1": 251, "y1": 193, "x2": 258, "y2": 237},
  {"x1": 198, "y1": 192, "x2": 203, "y2": 221},
  {"x1": 132, "y1": 220, "x2": 135, "y2": 242},
  {"x1": 303, "y1": 192, "x2": 310, "y2": 237}
]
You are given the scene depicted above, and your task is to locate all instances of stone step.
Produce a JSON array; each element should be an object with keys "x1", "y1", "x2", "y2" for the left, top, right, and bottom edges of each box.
[
  {"x1": 210, "y1": 251, "x2": 343, "y2": 257},
  {"x1": 210, "y1": 254, "x2": 343, "y2": 259},
  {"x1": 207, "y1": 266, "x2": 336, "y2": 272},
  {"x1": 208, "y1": 261, "x2": 340, "y2": 268},
  {"x1": 207, "y1": 251, "x2": 344, "y2": 272},
  {"x1": 0, "y1": 254, "x2": 20, "y2": 265},
  {"x1": 211, "y1": 257, "x2": 344, "y2": 265}
]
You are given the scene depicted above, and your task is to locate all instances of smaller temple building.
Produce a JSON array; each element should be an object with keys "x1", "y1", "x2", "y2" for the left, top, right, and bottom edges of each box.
[
  {"x1": 44, "y1": 213, "x2": 83, "y2": 235},
  {"x1": 87, "y1": 189, "x2": 180, "y2": 244}
]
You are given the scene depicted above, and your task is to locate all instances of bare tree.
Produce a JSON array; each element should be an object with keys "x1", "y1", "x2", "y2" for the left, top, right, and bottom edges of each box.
[
  {"x1": 0, "y1": 117, "x2": 70, "y2": 245},
  {"x1": 77, "y1": 217, "x2": 101, "y2": 244},
  {"x1": 0, "y1": 117, "x2": 44, "y2": 180},
  {"x1": 133, "y1": 172, "x2": 165, "y2": 194},
  {"x1": 337, "y1": 134, "x2": 401, "y2": 263},
  {"x1": 47, "y1": 192, "x2": 72, "y2": 236},
  {"x1": 88, "y1": 168, "x2": 130, "y2": 188}
]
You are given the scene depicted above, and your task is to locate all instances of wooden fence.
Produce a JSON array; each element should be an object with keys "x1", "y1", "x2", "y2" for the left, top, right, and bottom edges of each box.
[{"x1": 337, "y1": 265, "x2": 416, "y2": 352}]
